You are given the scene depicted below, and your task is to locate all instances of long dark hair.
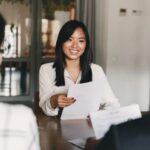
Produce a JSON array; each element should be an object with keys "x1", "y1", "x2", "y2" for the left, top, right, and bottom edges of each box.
[
  {"x1": 0, "y1": 13, "x2": 6, "y2": 46},
  {"x1": 53, "y1": 20, "x2": 93, "y2": 86}
]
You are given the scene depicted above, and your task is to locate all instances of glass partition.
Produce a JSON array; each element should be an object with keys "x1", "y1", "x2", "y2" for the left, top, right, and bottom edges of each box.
[
  {"x1": 0, "y1": 1, "x2": 31, "y2": 96},
  {"x1": 41, "y1": 0, "x2": 76, "y2": 59},
  {"x1": 0, "y1": 61, "x2": 30, "y2": 96},
  {"x1": 0, "y1": 0, "x2": 76, "y2": 100}
]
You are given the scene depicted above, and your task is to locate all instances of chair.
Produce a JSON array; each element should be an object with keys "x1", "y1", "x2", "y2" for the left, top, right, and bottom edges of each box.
[{"x1": 95, "y1": 115, "x2": 150, "y2": 150}]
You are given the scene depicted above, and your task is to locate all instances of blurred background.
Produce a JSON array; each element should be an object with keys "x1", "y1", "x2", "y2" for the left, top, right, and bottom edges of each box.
[{"x1": 0, "y1": 0, "x2": 149, "y2": 111}]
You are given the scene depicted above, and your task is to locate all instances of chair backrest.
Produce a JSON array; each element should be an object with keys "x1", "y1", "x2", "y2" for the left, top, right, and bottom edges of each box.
[{"x1": 95, "y1": 115, "x2": 150, "y2": 150}]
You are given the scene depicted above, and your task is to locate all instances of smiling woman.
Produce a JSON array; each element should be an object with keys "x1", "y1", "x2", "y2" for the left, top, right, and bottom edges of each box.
[
  {"x1": 62, "y1": 27, "x2": 86, "y2": 83},
  {"x1": 62, "y1": 27, "x2": 86, "y2": 62},
  {"x1": 39, "y1": 20, "x2": 120, "y2": 117}
]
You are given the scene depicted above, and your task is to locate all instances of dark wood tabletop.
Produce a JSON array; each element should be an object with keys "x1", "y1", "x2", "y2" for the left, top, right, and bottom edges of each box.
[
  {"x1": 34, "y1": 92, "x2": 150, "y2": 150},
  {"x1": 33, "y1": 92, "x2": 99, "y2": 150},
  {"x1": 36, "y1": 112, "x2": 98, "y2": 150}
]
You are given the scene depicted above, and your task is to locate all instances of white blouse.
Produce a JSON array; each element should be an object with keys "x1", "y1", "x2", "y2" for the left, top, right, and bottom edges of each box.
[
  {"x1": 0, "y1": 103, "x2": 40, "y2": 150},
  {"x1": 39, "y1": 62, "x2": 120, "y2": 116}
]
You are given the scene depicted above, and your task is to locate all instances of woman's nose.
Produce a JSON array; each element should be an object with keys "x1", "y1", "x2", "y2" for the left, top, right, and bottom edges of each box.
[{"x1": 71, "y1": 40, "x2": 77, "y2": 48}]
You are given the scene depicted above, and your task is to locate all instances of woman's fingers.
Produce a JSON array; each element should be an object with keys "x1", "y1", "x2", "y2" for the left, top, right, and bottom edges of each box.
[
  {"x1": 57, "y1": 95, "x2": 76, "y2": 107},
  {"x1": 59, "y1": 99, "x2": 76, "y2": 107}
]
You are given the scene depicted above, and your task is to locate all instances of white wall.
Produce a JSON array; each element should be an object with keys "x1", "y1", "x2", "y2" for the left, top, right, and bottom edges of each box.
[
  {"x1": 95, "y1": 0, "x2": 107, "y2": 71},
  {"x1": 95, "y1": 0, "x2": 150, "y2": 111}
]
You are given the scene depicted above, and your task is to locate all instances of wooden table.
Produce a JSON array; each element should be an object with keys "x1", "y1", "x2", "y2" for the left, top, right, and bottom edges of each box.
[{"x1": 36, "y1": 112, "x2": 98, "y2": 150}]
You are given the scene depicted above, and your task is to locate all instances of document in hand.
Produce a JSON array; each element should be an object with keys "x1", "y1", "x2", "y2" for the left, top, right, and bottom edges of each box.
[
  {"x1": 61, "y1": 79, "x2": 105, "y2": 120},
  {"x1": 90, "y1": 104, "x2": 142, "y2": 139}
]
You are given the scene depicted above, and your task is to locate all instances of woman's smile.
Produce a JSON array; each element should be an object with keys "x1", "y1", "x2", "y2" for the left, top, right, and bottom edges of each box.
[{"x1": 63, "y1": 27, "x2": 86, "y2": 61}]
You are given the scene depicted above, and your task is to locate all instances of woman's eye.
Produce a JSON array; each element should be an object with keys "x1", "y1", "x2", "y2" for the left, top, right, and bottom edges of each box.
[
  {"x1": 68, "y1": 38, "x2": 72, "y2": 41},
  {"x1": 79, "y1": 40, "x2": 85, "y2": 43}
]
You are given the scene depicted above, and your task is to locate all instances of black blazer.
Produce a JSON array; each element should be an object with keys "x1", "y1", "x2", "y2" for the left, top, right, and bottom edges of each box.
[{"x1": 95, "y1": 115, "x2": 150, "y2": 150}]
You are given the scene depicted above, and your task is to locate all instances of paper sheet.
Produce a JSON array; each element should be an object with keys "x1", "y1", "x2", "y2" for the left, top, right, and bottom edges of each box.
[
  {"x1": 61, "y1": 79, "x2": 105, "y2": 120},
  {"x1": 90, "y1": 104, "x2": 142, "y2": 139}
]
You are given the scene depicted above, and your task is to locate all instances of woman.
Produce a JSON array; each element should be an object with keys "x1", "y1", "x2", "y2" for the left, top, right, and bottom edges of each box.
[{"x1": 39, "y1": 20, "x2": 120, "y2": 116}]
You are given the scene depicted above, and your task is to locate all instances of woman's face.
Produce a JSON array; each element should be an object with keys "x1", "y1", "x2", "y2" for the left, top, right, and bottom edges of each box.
[{"x1": 62, "y1": 27, "x2": 86, "y2": 61}]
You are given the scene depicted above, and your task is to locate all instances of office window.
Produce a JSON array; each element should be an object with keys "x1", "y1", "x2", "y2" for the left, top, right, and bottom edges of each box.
[
  {"x1": 0, "y1": 1, "x2": 31, "y2": 97},
  {"x1": 0, "y1": 0, "x2": 76, "y2": 103},
  {"x1": 41, "y1": 0, "x2": 76, "y2": 59}
]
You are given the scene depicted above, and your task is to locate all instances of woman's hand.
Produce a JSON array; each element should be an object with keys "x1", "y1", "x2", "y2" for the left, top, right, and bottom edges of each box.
[
  {"x1": 57, "y1": 95, "x2": 76, "y2": 107},
  {"x1": 50, "y1": 94, "x2": 76, "y2": 109}
]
